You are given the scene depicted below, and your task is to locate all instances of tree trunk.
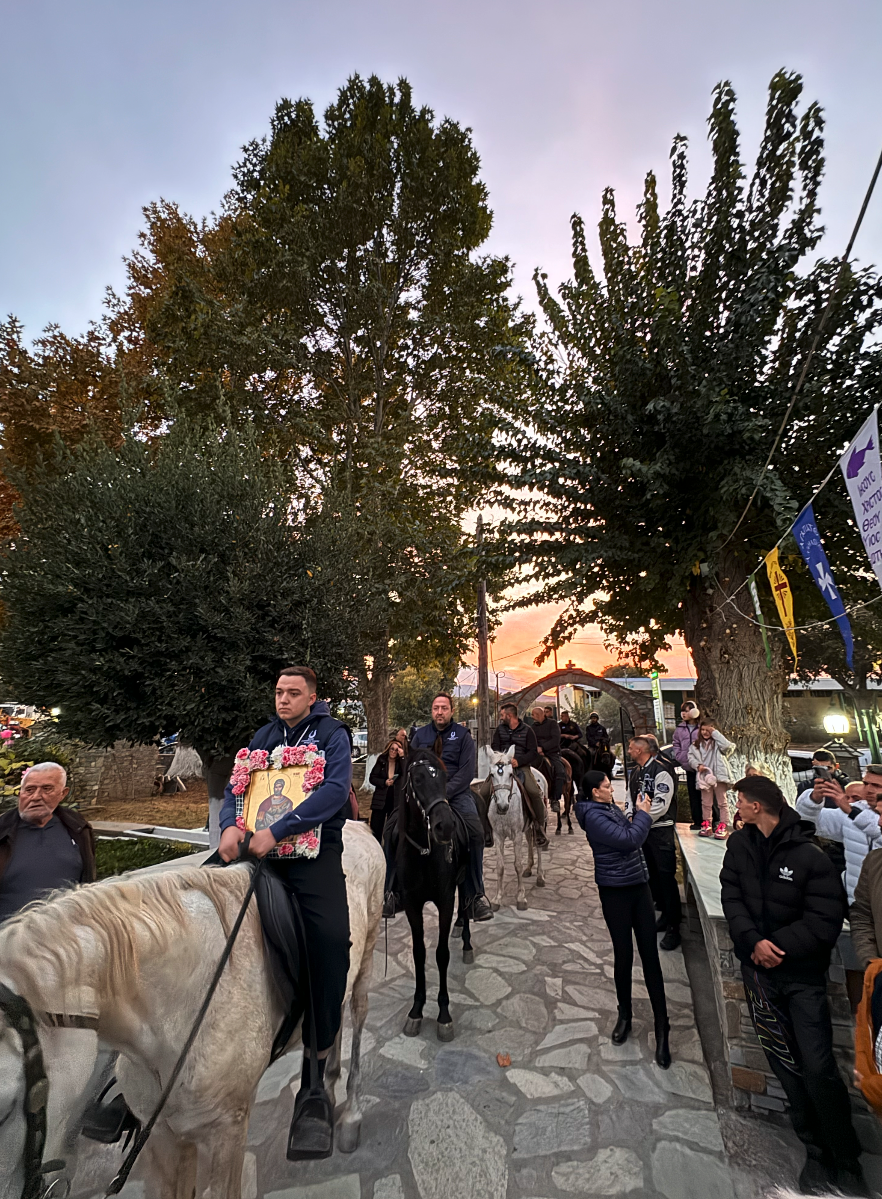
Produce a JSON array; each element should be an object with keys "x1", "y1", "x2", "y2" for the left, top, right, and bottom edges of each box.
[
  {"x1": 683, "y1": 555, "x2": 794, "y2": 800},
  {"x1": 358, "y1": 659, "x2": 395, "y2": 756}
]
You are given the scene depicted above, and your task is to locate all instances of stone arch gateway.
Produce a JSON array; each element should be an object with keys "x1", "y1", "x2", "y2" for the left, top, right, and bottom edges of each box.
[{"x1": 503, "y1": 668, "x2": 655, "y2": 735}]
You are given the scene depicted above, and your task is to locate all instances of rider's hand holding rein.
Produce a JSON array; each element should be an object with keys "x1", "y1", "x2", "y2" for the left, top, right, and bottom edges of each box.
[{"x1": 218, "y1": 824, "x2": 246, "y2": 862}]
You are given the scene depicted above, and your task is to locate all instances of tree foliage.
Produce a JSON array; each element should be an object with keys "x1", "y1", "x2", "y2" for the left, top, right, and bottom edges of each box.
[
  {"x1": 496, "y1": 71, "x2": 882, "y2": 773},
  {"x1": 0, "y1": 417, "x2": 354, "y2": 756}
]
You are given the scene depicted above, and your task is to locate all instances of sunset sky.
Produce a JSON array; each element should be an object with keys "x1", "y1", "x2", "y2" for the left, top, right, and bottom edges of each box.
[{"x1": 3, "y1": 1, "x2": 880, "y2": 690}]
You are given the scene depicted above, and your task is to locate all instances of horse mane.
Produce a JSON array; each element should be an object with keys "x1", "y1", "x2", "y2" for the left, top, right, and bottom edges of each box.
[{"x1": 0, "y1": 863, "x2": 253, "y2": 1014}]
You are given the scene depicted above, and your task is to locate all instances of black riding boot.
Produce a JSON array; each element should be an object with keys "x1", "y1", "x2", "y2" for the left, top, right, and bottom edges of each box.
[
  {"x1": 611, "y1": 1010, "x2": 632, "y2": 1045},
  {"x1": 654, "y1": 1017, "x2": 672, "y2": 1070},
  {"x1": 288, "y1": 1055, "x2": 334, "y2": 1161}
]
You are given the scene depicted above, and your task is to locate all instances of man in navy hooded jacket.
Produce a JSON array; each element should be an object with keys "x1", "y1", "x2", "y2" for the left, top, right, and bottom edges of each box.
[
  {"x1": 410, "y1": 693, "x2": 493, "y2": 922},
  {"x1": 219, "y1": 665, "x2": 352, "y2": 1161}
]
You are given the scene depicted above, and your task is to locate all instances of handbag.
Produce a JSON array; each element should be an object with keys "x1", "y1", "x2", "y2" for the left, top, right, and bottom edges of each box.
[{"x1": 697, "y1": 770, "x2": 718, "y2": 790}]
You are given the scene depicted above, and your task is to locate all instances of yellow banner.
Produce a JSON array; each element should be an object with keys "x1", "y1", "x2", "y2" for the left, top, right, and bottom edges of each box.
[{"x1": 765, "y1": 547, "x2": 797, "y2": 663}]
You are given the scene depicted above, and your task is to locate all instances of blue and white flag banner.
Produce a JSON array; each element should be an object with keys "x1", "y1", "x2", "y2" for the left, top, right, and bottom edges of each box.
[
  {"x1": 791, "y1": 503, "x2": 855, "y2": 671},
  {"x1": 840, "y1": 407, "x2": 882, "y2": 591}
]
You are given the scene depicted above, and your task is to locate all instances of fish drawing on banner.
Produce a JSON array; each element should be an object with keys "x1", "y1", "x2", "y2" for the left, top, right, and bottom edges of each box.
[
  {"x1": 840, "y1": 408, "x2": 882, "y2": 591},
  {"x1": 791, "y1": 504, "x2": 855, "y2": 671}
]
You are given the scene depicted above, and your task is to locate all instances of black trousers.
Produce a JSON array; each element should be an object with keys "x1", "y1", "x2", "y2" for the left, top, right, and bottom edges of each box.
[
  {"x1": 370, "y1": 806, "x2": 388, "y2": 842},
  {"x1": 686, "y1": 770, "x2": 718, "y2": 826},
  {"x1": 267, "y1": 848, "x2": 351, "y2": 1051},
  {"x1": 598, "y1": 882, "x2": 668, "y2": 1022},
  {"x1": 742, "y1": 966, "x2": 861, "y2": 1167},
  {"x1": 643, "y1": 825, "x2": 682, "y2": 930}
]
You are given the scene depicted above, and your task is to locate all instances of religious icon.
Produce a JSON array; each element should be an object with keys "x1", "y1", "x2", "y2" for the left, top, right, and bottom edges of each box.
[{"x1": 242, "y1": 765, "x2": 308, "y2": 833}]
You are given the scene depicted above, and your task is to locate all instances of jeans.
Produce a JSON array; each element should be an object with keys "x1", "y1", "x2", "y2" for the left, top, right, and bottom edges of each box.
[
  {"x1": 598, "y1": 882, "x2": 668, "y2": 1022},
  {"x1": 742, "y1": 965, "x2": 861, "y2": 1167}
]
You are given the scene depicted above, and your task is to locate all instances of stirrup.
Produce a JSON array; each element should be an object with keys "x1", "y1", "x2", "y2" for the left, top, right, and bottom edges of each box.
[
  {"x1": 286, "y1": 1086, "x2": 334, "y2": 1161},
  {"x1": 81, "y1": 1082, "x2": 141, "y2": 1146}
]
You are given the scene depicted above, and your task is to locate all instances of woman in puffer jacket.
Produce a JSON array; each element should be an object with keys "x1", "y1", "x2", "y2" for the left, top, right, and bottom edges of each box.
[
  {"x1": 796, "y1": 780, "x2": 882, "y2": 903},
  {"x1": 687, "y1": 720, "x2": 735, "y2": 839},
  {"x1": 576, "y1": 769, "x2": 671, "y2": 1068}
]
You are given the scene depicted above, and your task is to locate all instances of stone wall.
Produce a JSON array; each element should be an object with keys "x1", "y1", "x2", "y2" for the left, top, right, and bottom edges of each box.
[{"x1": 70, "y1": 742, "x2": 161, "y2": 806}]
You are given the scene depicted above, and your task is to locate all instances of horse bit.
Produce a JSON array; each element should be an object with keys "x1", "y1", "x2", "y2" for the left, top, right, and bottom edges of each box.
[{"x1": 0, "y1": 980, "x2": 99, "y2": 1199}]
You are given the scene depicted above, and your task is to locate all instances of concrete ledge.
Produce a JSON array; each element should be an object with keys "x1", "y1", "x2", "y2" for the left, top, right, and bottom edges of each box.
[{"x1": 92, "y1": 820, "x2": 210, "y2": 848}]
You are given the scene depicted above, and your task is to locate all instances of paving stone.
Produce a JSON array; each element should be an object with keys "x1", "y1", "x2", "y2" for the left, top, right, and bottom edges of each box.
[
  {"x1": 264, "y1": 1177, "x2": 361, "y2": 1199},
  {"x1": 372, "y1": 1176, "x2": 405, "y2": 1199},
  {"x1": 545, "y1": 976, "x2": 562, "y2": 998},
  {"x1": 241, "y1": 1151, "x2": 257, "y2": 1199},
  {"x1": 605, "y1": 1063, "x2": 667, "y2": 1103},
  {"x1": 535, "y1": 1043, "x2": 592, "y2": 1070},
  {"x1": 554, "y1": 1003, "x2": 600, "y2": 1021},
  {"x1": 485, "y1": 935, "x2": 536, "y2": 962},
  {"x1": 552, "y1": 1147, "x2": 643, "y2": 1193},
  {"x1": 475, "y1": 952, "x2": 528, "y2": 974},
  {"x1": 409, "y1": 1091, "x2": 507, "y2": 1199},
  {"x1": 655, "y1": 1060, "x2": 713, "y2": 1104},
  {"x1": 369, "y1": 1065, "x2": 431, "y2": 1098},
  {"x1": 536, "y1": 1021, "x2": 597, "y2": 1050},
  {"x1": 659, "y1": 951, "x2": 690, "y2": 984},
  {"x1": 600, "y1": 1039, "x2": 643, "y2": 1061},
  {"x1": 379, "y1": 1034, "x2": 429, "y2": 1069},
  {"x1": 477, "y1": 1028, "x2": 538, "y2": 1062},
  {"x1": 565, "y1": 941, "x2": 605, "y2": 964},
  {"x1": 577, "y1": 1072, "x2": 614, "y2": 1104},
  {"x1": 459, "y1": 1008, "x2": 499, "y2": 1032},
  {"x1": 506, "y1": 1068, "x2": 576, "y2": 1098},
  {"x1": 256, "y1": 1051, "x2": 303, "y2": 1102},
  {"x1": 512, "y1": 1098, "x2": 593, "y2": 1157},
  {"x1": 651, "y1": 1140, "x2": 735, "y2": 1199},
  {"x1": 434, "y1": 1047, "x2": 498, "y2": 1086},
  {"x1": 652, "y1": 1109, "x2": 725, "y2": 1152},
  {"x1": 527, "y1": 934, "x2": 555, "y2": 946},
  {"x1": 498, "y1": 994, "x2": 549, "y2": 1032},
  {"x1": 564, "y1": 984, "x2": 618, "y2": 1010},
  {"x1": 464, "y1": 968, "x2": 512, "y2": 1004}
]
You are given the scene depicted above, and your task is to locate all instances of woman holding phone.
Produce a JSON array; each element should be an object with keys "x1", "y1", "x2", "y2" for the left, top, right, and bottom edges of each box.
[{"x1": 576, "y1": 769, "x2": 671, "y2": 1068}]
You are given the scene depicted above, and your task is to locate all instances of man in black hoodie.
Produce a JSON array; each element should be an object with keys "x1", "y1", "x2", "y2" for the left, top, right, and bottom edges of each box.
[{"x1": 720, "y1": 774, "x2": 866, "y2": 1197}]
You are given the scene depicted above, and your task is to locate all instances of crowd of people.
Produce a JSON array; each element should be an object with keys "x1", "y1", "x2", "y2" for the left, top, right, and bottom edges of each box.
[{"x1": 6, "y1": 678, "x2": 882, "y2": 1190}]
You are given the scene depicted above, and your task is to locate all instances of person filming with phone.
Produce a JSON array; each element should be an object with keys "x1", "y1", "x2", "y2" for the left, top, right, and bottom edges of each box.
[{"x1": 796, "y1": 763, "x2": 882, "y2": 904}]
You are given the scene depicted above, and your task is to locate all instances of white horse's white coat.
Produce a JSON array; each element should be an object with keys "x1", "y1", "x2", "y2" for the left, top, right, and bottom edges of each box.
[
  {"x1": 483, "y1": 747, "x2": 547, "y2": 910},
  {"x1": 0, "y1": 821, "x2": 384, "y2": 1199}
]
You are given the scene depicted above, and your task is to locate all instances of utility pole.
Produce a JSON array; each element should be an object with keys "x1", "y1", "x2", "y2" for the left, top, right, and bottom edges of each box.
[
  {"x1": 476, "y1": 515, "x2": 491, "y2": 753},
  {"x1": 553, "y1": 645, "x2": 560, "y2": 717}
]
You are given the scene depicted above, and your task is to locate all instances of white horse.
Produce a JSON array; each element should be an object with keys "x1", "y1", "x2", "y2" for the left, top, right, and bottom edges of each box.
[
  {"x1": 484, "y1": 747, "x2": 547, "y2": 910},
  {"x1": 0, "y1": 821, "x2": 384, "y2": 1199}
]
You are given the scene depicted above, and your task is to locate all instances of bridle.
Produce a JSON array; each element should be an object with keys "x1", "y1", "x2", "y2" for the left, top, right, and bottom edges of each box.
[
  {"x1": 488, "y1": 762, "x2": 518, "y2": 812},
  {"x1": 403, "y1": 761, "x2": 450, "y2": 857},
  {"x1": 0, "y1": 981, "x2": 98, "y2": 1199}
]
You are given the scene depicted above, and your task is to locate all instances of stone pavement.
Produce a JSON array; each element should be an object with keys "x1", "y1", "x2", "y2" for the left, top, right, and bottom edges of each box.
[{"x1": 73, "y1": 820, "x2": 808, "y2": 1199}]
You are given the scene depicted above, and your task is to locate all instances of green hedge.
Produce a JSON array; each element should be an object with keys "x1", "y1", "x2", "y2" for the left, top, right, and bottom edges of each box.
[{"x1": 95, "y1": 837, "x2": 199, "y2": 879}]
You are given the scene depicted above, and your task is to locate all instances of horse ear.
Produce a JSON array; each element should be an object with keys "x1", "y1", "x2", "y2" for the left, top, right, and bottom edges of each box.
[{"x1": 505, "y1": 747, "x2": 515, "y2": 760}]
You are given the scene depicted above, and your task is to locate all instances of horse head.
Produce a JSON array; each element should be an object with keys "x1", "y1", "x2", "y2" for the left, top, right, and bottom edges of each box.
[
  {"x1": 486, "y1": 747, "x2": 517, "y2": 814},
  {"x1": 405, "y1": 749, "x2": 455, "y2": 846}
]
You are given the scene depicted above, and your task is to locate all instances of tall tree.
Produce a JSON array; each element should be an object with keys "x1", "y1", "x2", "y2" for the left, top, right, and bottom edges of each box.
[
  {"x1": 0, "y1": 415, "x2": 354, "y2": 762},
  {"x1": 101, "y1": 74, "x2": 527, "y2": 747},
  {"x1": 498, "y1": 72, "x2": 882, "y2": 788}
]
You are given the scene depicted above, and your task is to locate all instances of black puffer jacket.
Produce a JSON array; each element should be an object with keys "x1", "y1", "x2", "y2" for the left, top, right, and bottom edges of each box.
[
  {"x1": 491, "y1": 721, "x2": 539, "y2": 769},
  {"x1": 532, "y1": 717, "x2": 561, "y2": 759},
  {"x1": 719, "y1": 806, "x2": 847, "y2": 981}
]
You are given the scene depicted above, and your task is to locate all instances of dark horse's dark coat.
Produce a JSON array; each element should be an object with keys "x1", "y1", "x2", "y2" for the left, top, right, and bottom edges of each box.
[{"x1": 396, "y1": 748, "x2": 473, "y2": 1039}]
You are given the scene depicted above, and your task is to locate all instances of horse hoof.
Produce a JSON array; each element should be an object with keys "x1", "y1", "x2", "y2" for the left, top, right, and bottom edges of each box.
[
  {"x1": 536, "y1": 878, "x2": 546, "y2": 888},
  {"x1": 336, "y1": 1118, "x2": 361, "y2": 1154},
  {"x1": 462, "y1": 948, "x2": 475, "y2": 964},
  {"x1": 490, "y1": 901, "x2": 500, "y2": 911},
  {"x1": 555, "y1": 827, "x2": 561, "y2": 836},
  {"x1": 517, "y1": 899, "x2": 528, "y2": 911},
  {"x1": 523, "y1": 869, "x2": 532, "y2": 878},
  {"x1": 404, "y1": 1017, "x2": 422, "y2": 1037},
  {"x1": 437, "y1": 1021, "x2": 455, "y2": 1042}
]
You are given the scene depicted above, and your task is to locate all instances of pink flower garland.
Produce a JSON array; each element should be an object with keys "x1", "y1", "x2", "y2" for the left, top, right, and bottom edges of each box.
[{"x1": 228, "y1": 741, "x2": 326, "y2": 859}]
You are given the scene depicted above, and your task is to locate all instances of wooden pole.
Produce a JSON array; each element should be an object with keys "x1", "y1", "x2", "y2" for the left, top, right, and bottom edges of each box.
[{"x1": 476, "y1": 515, "x2": 490, "y2": 754}]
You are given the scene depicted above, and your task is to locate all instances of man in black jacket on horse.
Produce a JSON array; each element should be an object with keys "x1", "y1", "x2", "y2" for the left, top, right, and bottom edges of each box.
[
  {"x1": 531, "y1": 705, "x2": 566, "y2": 817},
  {"x1": 720, "y1": 774, "x2": 866, "y2": 1197},
  {"x1": 218, "y1": 665, "x2": 353, "y2": 1161},
  {"x1": 488, "y1": 704, "x2": 549, "y2": 848}
]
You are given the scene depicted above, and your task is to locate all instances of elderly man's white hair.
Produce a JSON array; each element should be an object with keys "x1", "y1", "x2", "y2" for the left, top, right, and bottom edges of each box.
[{"x1": 23, "y1": 761, "x2": 68, "y2": 786}]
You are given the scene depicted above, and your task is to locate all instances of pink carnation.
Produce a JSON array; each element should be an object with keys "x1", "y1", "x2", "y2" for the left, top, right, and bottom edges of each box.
[
  {"x1": 302, "y1": 766, "x2": 324, "y2": 792},
  {"x1": 232, "y1": 783, "x2": 247, "y2": 796},
  {"x1": 235, "y1": 748, "x2": 250, "y2": 761},
  {"x1": 281, "y1": 746, "x2": 298, "y2": 767},
  {"x1": 276, "y1": 842, "x2": 295, "y2": 857},
  {"x1": 235, "y1": 816, "x2": 246, "y2": 830},
  {"x1": 299, "y1": 832, "x2": 320, "y2": 851},
  {"x1": 249, "y1": 749, "x2": 269, "y2": 769},
  {"x1": 305, "y1": 743, "x2": 318, "y2": 753}
]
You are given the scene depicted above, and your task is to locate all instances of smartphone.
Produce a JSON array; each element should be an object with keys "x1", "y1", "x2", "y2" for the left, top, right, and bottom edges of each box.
[{"x1": 813, "y1": 766, "x2": 833, "y2": 781}]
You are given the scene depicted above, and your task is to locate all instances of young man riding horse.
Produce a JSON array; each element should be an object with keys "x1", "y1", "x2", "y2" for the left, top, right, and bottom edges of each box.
[
  {"x1": 483, "y1": 704, "x2": 549, "y2": 848},
  {"x1": 218, "y1": 665, "x2": 353, "y2": 1159}
]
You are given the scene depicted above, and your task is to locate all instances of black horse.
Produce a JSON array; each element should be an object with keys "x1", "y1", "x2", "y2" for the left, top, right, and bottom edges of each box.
[{"x1": 397, "y1": 748, "x2": 473, "y2": 1043}]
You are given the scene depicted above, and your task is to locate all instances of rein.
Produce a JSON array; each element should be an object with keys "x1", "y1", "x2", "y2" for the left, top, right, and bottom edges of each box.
[{"x1": 402, "y1": 767, "x2": 449, "y2": 857}]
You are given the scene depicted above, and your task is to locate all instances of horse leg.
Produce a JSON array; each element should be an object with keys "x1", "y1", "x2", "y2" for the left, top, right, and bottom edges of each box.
[
  {"x1": 143, "y1": 1122, "x2": 197, "y2": 1199},
  {"x1": 535, "y1": 827, "x2": 546, "y2": 889},
  {"x1": 436, "y1": 895, "x2": 455, "y2": 1040},
  {"x1": 404, "y1": 902, "x2": 426, "y2": 1036},
  {"x1": 461, "y1": 912, "x2": 473, "y2": 965},
  {"x1": 198, "y1": 1116, "x2": 248, "y2": 1199},
  {"x1": 336, "y1": 966, "x2": 369, "y2": 1152},
  {"x1": 324, "y1": 1018, "x2": 344, "y2": 1103},
  {"x1": 513, "y1": 827, "x2": 528, "y2": 911},
  {"x1": 566, "y1": 788, "x2": 574, "y2": 834},
  {"x1": 525, "y1": 826, "x2": 534, "y2": 878},
  {"x1": 555, "y1": 807, "x2": 562, "y2": 835},
  {"x1": 491, "y1": 830, "x2": 505, "y2": 910}
]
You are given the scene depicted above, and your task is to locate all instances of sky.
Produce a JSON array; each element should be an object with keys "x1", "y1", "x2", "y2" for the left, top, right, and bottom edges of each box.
[{"x1": 3, "y1": 0, "x2": 881, "y2": 688}]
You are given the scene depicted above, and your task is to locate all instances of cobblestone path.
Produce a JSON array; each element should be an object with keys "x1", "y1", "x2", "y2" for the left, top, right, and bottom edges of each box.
[{"x1": 73, "y1": 824, "x2": 804, "y2": 1199}]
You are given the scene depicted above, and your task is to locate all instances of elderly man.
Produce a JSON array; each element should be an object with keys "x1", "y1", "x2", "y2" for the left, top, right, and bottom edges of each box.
[{"x1": 0, "y1": 762, "x2": 95, "y2": 921}]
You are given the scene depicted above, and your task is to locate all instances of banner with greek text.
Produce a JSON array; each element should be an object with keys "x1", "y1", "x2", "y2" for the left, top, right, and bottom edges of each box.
[
  {"x1": 840, "y1": 408, "x2": 882, "y2": 591},
  {"x1": 791, "y1": 504, "x2": 855, "y2": 671},
  {"x1": 765, "y1": 547, "x2": 798, "y2": 663}
]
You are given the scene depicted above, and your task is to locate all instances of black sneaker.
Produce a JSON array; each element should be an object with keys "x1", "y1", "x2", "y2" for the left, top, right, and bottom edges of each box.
[
  {"x1": 287, "y1": 1087, "x2": 334, "y2": 1161},
  {"x1": 471, "y1": 896, "x2": 494, "y2": 922},
  {"x1": 659, "y1": 927, "x2": 681, "y2": 951},
  {"x1": 689, "y1": 823, "x2": 701, "y2": 831}
]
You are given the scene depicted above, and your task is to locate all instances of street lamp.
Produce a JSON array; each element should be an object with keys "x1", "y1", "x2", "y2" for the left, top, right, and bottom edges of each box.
[{"x1": 823, "y1": 713, "x2": 850, "y2": 737}]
